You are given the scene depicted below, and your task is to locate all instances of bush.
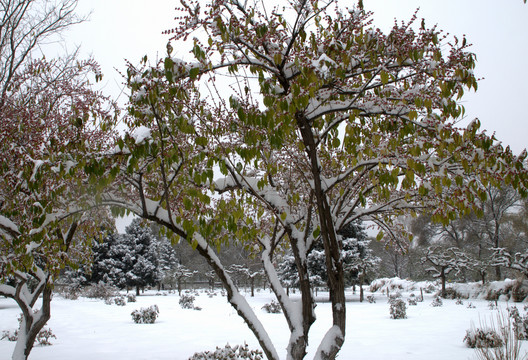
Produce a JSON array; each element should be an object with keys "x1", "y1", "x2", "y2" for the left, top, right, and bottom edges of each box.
[
  {"x1": 466, "y1": 310, "x2": 526, "y2": 360},
  {"x1": 467, "y1": 302, "x2": 476, "y2": 309},
  {"x1": 389, "y1": 297, "x2": 407, "y2": 319},
  {"x1": 35, "y1": 328, "x2": 56, "y2": 346},
  {"x1": 464, "y1": 328, "x2": 503, "y2": 349},
  {"x1": 2, "y1": 323, "x2": 56, "y2": 345},
  {"x1": 127, "y1": 293, "x2": 137, "y2": 302},
  {"x1": 1, "y1": 330, "x2": 17, "y2": 342},
  {"x1": 179, "y1": 294, "x2": 201, "y2": 310},
  {"x1": 114, "y1": 295, "x2": 126, "y2": 306},
  {"x1": 262, "y1": 300, "x2": 282, "y2": 314},
  {"x1": 508, "y1": 306, "x2": 528, "y2": 340},
  {"x1": 442, "y1": 287, "x2": 468, "y2": 300},
  {"x1": 511, "y1": 280, "x2": 528, "y2": 303},
  {"x1": 407, "y1": 297, "x2": 418, "y2": 306},
  {"x1": 82, "y1": 283, "x2": 118, "y2": 300},
  {"x1": 456, "y1": 298, "x2": 464, "y2": 305},
  {"x1": 366, "y1": 295, "x2": 376, "y2": 304},
  {"x1": 131, "y1": 305, "x2": 159, "y2": 324},
  {"x1": 188, "y1": 343, "x2": 263, "y2": 360},
  {"x1": 431, "y1": 296, "x2": 443, "y2": 307},
  {"x1": 58, "y1": 285, "x2": 81, "y2": 300}
]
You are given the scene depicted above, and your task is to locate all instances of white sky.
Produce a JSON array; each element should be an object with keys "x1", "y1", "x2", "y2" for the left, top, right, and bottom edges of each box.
[{"x1": 61, "y1": 0, "x2": 528, "y2": 155}]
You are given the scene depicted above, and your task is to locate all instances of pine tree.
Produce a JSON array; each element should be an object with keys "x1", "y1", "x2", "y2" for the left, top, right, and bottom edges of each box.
[{"x1": 121, "y1": 219, "x2": 161, "y2": 295}]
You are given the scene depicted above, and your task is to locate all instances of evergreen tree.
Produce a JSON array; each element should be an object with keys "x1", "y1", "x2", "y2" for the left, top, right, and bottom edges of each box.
[
  {"x1": 278, "y1": 222, "x2": 378, "y2": 294},
  {"x1": 121, "y1": 219, "x2": 161, "y2": 295}
]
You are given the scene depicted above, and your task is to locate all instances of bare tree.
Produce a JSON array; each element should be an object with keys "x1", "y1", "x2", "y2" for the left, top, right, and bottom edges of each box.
[{"x1": 0, "y1": 0, "x2": 85, "y2": 108}]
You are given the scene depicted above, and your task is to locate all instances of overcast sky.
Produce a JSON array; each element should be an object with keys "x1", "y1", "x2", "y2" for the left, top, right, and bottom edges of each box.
[{"x1": 63, "y1": 0, "x2": 527, "y2": 156}]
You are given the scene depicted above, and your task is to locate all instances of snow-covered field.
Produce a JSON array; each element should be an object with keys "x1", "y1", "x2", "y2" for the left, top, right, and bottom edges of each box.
[{"x1": 1, "y1": 286, "x2": 527, "y2": 360}]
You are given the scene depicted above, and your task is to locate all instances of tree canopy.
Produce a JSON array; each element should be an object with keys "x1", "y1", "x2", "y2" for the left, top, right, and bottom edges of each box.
[{"x1": 93, "y1": 1, "x2": 528, "y2": 359}]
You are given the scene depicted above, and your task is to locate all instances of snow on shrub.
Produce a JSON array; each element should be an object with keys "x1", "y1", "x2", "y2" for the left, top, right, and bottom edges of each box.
[
  {"x1": 179, "y1": 294, "x2": 202, "y2": 310},
  {"x1": 430, "y1": 296, "x2": 443, "y2": 307},
  {"x1": 188, "y1": 343, "x2": 263, "y2": 360},
  {"x1": 455, "y1": 298, "x2": 464, "y2": 305},
  {"x1": 82, "y1": 283, "x2": 118, "y2": 300},
  {"x1": 131, "y1": 305, "x2": 159, "y2": 324},
  {"x1": 36, "y1": 328, "x2": 57, "y2": 346},
  {"x1": 389, "y1": 296, "x2": 407, "y2": 319},
  {"x1": 1, "y1": 330, "x2": 17, "y2": 342},
  {"x1": 1, "y1": 313, "x2": 56, "y2": 345},
  {"x1": 366, "y1": 295, "x2": 376, "y2": 303},
  {"x1": 468, "y1": 310, "x2": 525, "y2": 360},
  {"x1": 464, "y1": 328, "x2": 503, "y2": 348},
  {"x1": 127, "y1": 293, "x2": 137, "y2": 302},
  {"x1": 508, "y1": 306, "x2": 528, "y2": 340},
  {"x1": 114, "y1": 295, "x2": 126, "y2": 306},
  {"x1": 407, "y1": 297, "x2": 418, "y2": 306},
  {"x1": 262, "y1": 300, "x2": 282, "y2": 314}
]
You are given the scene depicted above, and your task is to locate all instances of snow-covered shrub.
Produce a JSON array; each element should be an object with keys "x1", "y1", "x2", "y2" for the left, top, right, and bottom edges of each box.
[
  {"x1": 58, "y1": 285, "x2": 81, "y2": 300},
  {"x1": 366, "y1": 295, "x2": 376, "y2": 303},
  {"x1": 423, "y1": 283, "x2": 437, "y2": 294},
  {"x1": 127, "y1": 293, "x2": 137, "y2": 303},
  {"x1": 467, "y1": 302, "x2": 476, "y2": 309},
  {"x1": 508, "y1": 306, "x2": 528, "y2": 340},
  {"x1": 389, "y1": 297, "x2": 407, "y2": 319},
  {"x1": 464, "y1": 328, "x2": 503, "y2": 348},
  {"x1": 131, "y1": 305, "x2": 159, "y2": 324},
  {"x1": 36, "y1": 328, "x2": 56, "y2": 346},
  {"x1": 2, "y1": 326, "x2": 56, "y2": 345},
  {"x1": 104, "y1": 297, "x2": 113, "y2": 305},
  {"x1": 83, "y1": 283, "x2": 118, "y2": 300},
  {"x1": 456, "y1": 298, "x2": 464, "y2": 305},
  {"x1": 511, "y1": 280, "x2": 528, "y2": 303},
  {"x1": 179, "y1": 294, "x2": 197, "y2": 309},
  {"x1": 114, "y1": 295, "x2": 126, "y2": 306},
  {"x1": 1, "y1": 330, "x2": 17, "y2": 341},
  {"x1": 468, "y1": 310, "x2": 525, "y2": 360},
  {"x1": 188, "y1": 343, "x2": 263, "y2": 360},
  {"x1": 442, "y1": 287, "x2": 466, "y2": 300},
  {"x1": 262, "y1": 300, "x2": 282, "y2": 314},
  {"x1": 431, "y1": 296, "x2": 443, "y2": 307},
  {"x1": 407, "y1": 297, "x2": 418, "y2": 306}
]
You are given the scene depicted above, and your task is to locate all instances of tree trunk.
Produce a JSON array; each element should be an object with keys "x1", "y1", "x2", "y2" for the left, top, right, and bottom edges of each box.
[
  {"x1": 12, "y1": 285, "x2": 52, "y2": 360},
  {"x1": 297, "y1": 113, "x2": 345, "y2": 360},
  {"x1": 440, "y1": 268, "x2": 446, "y2": 298},
  {"x1": 135, "y1": 285, "x2": 140, "y2": 296},
  {"x1": 359, "y1": 274, "x2": 364, "y2": 303}
]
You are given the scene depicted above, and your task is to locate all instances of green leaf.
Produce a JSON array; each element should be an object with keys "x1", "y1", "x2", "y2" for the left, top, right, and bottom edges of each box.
[
  {"x1": 380, "y1": 71, "x2": 389, "y2": 85},
  {"x1": 189, "y1": 67, "x2": 200, "y2": 79}
]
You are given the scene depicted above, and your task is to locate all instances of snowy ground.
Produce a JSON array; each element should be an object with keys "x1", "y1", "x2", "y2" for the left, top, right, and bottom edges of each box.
[{"x1": 1, "y1": 287, "x2": 527, "y2": 360}]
